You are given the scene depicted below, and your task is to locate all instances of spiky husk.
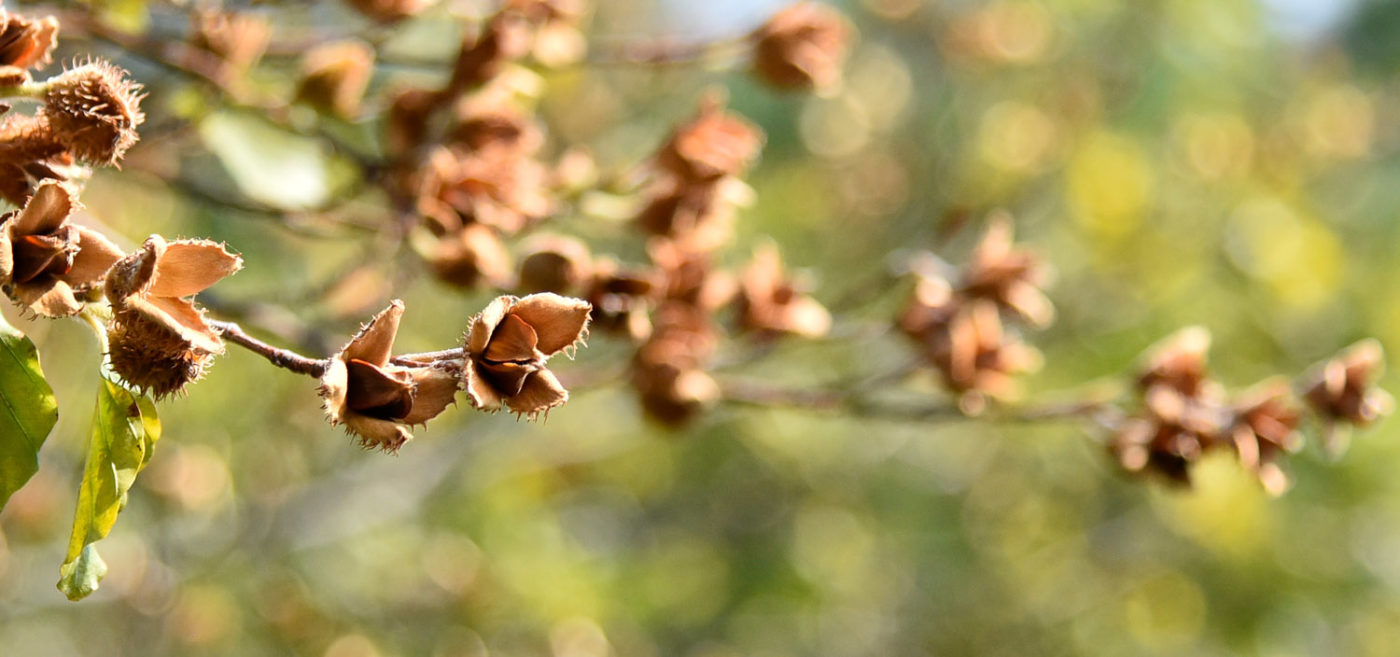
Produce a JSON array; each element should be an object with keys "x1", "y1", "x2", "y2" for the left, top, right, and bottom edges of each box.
[
  {"x1": 42, "y1": 60, "x2": 145, "y2": 165},
  {"x1": 107, "y1": 309, "x2": 211, "y2": 399}
]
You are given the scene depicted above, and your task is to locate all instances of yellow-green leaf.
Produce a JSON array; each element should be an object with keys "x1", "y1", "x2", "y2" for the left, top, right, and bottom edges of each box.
[
  {"x1": 57, "y1": 377, "x2": 160, "y2": 601},
  {"x1": 56, "y1": 544, "x2": 108, "y2": 601},
  {"x1": 0, "y1": 313, "x2": 58, "y2": 511}
]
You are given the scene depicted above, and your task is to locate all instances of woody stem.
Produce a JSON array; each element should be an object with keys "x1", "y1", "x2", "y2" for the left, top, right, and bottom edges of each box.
[
  {"x1": 719, "y1": 377, "x2": 1122, "y2": 430},
  {"x1": 587, "y1": 33, "x2": 758, "y2": 66},
  {"x1": 209, "y1": 320, "x2": 329, "y2": 378},
  {"x1": 390, "y1": 347, "x2": 465, "y2": 366}
]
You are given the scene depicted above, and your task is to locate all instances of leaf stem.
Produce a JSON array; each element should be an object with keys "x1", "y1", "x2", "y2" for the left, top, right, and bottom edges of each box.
[
  {"x1": 77, "y1": 305, "x2": 110, "y2": 357},
  {"x1": 0, "y1": 81, "x2": 48, "y2": 100}
]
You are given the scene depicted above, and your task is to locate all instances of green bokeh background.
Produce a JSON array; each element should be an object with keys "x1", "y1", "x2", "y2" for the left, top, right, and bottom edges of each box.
[{"x1": 4, "y1": 0, "x2": 1400, "y2": 655}]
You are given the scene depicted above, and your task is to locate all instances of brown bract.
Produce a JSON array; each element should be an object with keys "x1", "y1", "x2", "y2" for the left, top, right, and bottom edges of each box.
[
  {"x1": 42, "y1": 61, "x2": 146, "y2": 166},
  {"x1": 899, "y1": 273, "x2": 1040, "y2": 411},
  {"x1": 0, "y1": 104, "x2": 75, "y2": 206},
  {"x1": 320, "y1": 300, "x2": 460, "y2": 452},
  {"x1": 648, "y1": 239, "x2": 735, "y2": 312},
  {"x1": 296, "y1": 40, "x2": 374, "y2": 119},
  {"x1": 1137, "y1": 326, "x2": 1213, "y2": 397},
  {"x1": 105, "y1": 234, "x2": 242, "y2": 398},
  {"x1": 640, "y1": 98, "x2": 760, "y2": 251},
  {"x1": 752, "y1": 2, "x2": 850, "y2": 93},
  {"x1": 656, "y1": 97, "x2": 763, "y2": 184},
  {"x1": 635, "y1": 176, "x2": 746, "y2": 252},
  {"x1": 1109, "y1": 399, "x2": 1225, "y2": 487},
  {"x1": 1303, "y1": 339, "x2": 1394, "y2": 448},
  {"x1": 0, "y1": 9, "x2": 58, "y2": 70},
  {"x1": 631, "y1": 302, "x2": 720, "y2": 426},
  {"x1": 0, "y1": 150, "x2": 73, "y2": 208},
  {"x1": 463, "y1": 293, "x2": 590, "y2": 417},
  {"x1": 737, "y1": 244, "x2": 830, "y2": 338},
  {"x1": 0, "y1": 180, "x2": 122, "y2": 317},
  {"x1": 448, "y1": 13, "x2": 531, "y2": 93},
  {"x1": 1229, "y1": 380, "x2": 1302, "y2": 496},
  {"x1": 191, "y1": 9, "x2": 270, "y2": 76},
  {"x1": 424, "y1": 221, "x2": 513, "y2": 289},
  {"x1": 584, "y1": 257, "x2": 658, "y2": 342},
  {"x1": 418, "y1": 144, "x2": 552, "y2": 235},
  {"x1": 449, "y1": 93, "x2": 543, "y2": 155},
  {"x1": 343, "y1": 0, "x2": 435, "y2": 23},
  {"x1": 385, "y1": 87, "x2": 441, "y2": 161},
  {"x1": 960, "y1": 214, "x2": 1053, "y2": 327},
  {"x1": 898, "y1": 270, "x2": 956, "y2": 340},
  {"x1": 939, "y1": 300, "x2": 1040, "y2": 409},
  {"x1": 1109, "y1": 327, "x2": 1228, "y2": 486}
]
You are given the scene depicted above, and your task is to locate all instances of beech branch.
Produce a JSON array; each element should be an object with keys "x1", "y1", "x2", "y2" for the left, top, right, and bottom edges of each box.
[
  {"x1": 719, "y1": 377, "x2": 1121, "y2": 430},
  {"x1": 390, "y1": 348, "x2": 466, "y2": 366},
  {"x1": 210, "y1": 319, "x2": 329, "y2": 377}
]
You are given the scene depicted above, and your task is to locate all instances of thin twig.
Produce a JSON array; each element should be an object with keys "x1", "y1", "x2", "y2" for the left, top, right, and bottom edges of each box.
[
  {"x1": 209, "y1": 319, "x2": 329, "y2": 377},
  {"x1": 720, "y1": 376, "x2": 1119, "y2": 428},
  {"x1": 586, "y1": 33, "x2": 757, "y2": 66},
  {"x1": 390, "y1": 347, "x2": 465, "y2": 366}
]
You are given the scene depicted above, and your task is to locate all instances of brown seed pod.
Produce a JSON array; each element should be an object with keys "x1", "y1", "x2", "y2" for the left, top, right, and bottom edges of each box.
[
  {"x1": 41, "y1": 60, "x2": 145, "y2": 165},
  {"x1": 104, "y1": 235, "x2": 242, "y2": 399}
]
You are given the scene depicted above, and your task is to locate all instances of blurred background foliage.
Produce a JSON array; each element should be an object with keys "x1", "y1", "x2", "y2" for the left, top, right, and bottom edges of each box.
[{"x1": 3, "y1": 0, "x2": 1400, "y2": 655}]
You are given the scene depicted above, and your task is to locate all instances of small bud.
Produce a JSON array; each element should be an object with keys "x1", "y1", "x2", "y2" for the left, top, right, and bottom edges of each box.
[
  {"x1": 41, "y1": 60, "x2": 146, "y2": 165},
  {"x1": 0, "y1": 10, "x2": 58, "y2": 70},
  {"x1": 752, "y1": 2, "x2": 850, "y2": 93},
  {"x1": 462, "y1": 293, "x2": 591, "y2": 417},
  {"x1": 296, "y1": 40, "x2": 374, "y2": 119},
  {"x1": 552, "y1": 146, "x2": 598, "y2": 192},
  {"x1": 105, "y1": 235, "x2": 242, "y2": 398}
]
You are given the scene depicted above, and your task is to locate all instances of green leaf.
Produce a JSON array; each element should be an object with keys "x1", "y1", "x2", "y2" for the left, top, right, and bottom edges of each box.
[
  {"x1": 56, "y1": 544, "x2": 107, "y2": 601},
  {"x1": 0, "y1": 312, "x2": 58, "y2": 511},
  {"x1": 87, "y1": 0, "x2": 150, "y2": 34},
  {"x1": 199, "y1": 111, "x2": 355, "y2": 210},
  {"x1": 57, "y1": 377, "x2": 160, "y2": 601}
]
